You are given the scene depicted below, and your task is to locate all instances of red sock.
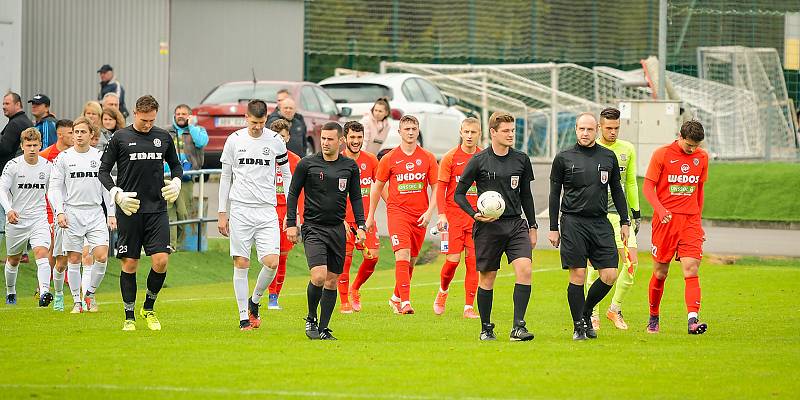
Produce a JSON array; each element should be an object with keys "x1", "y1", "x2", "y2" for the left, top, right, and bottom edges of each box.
[
  {"x1": 464, "y1": 256, "x2": 478, "y2": 306},
  {"x1": 338, "y1": 255, "x2": 353, "y2": 303},
  {"x1": 648, "y1": 273, "x2": 666, "y2": 316},
  {"x1": 439, "y1": 260, "x2": 459, "y2": 291},
  {"x1": 269, "y1": 255, "x2": 287, "y2": 295},
  {"x1": 352, "y1": 256, "x2": 378, "y2": 290},
  {"x1": 684, "y1": 276, "x2": 701, "y2": 313},
  {"x1": 395, "y1": 260, "x2": 411, "y2": 302}
]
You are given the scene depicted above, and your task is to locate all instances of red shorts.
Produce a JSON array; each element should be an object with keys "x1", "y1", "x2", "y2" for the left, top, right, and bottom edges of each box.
[
  {"x1": 650, "y1": 213, "x2": 704, "y2": 263},
  {"x1": 387, "y1": 214, "x2": 426, "y2": 256},
  {"x1": 276, "y1": 205, "x2": 294, "y2": 252},
  {"x1": 345, "y1": 221, "x2": 380, "y2": 252},
  {"x1": 443, "y1": 214, "x2": 475, "y2": 255}
]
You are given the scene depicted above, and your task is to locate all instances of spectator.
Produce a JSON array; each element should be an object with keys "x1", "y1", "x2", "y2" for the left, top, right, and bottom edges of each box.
[
  {"x1": 1, "y1": 91, "x2": 33, "y2": 246},
  {"x1": 28, "y1": 94, "x2": 57, "y2": 148},
  {"x1": 101, "y1": 92, "x2": 121, "y2": 113},
  {"x1": 266, "y1": 88, "x2": 291, "y2": 122},
  {"x1": 360, "y1": 97, "x2": 391, "y2": 154},
  {"x1": 96, "y1": 64, "x2": 128, "y2": 118},
  {"x1": 267, "y1": 97, "x2": 307, "y2": 156},
  {"x1": 82, "y1": 101, "x2": 111, "y2": 150},
  {"x1": 102, "y1": 107, "x2": 126, "y2": 134},
  {"x1": 165, "y1": 104, "x2": 209, "y2": 251}
]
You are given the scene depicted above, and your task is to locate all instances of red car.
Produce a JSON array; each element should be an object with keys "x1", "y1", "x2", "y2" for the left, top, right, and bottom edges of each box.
[{"x1": 193, "y1": 80, "x2": 351, "y2": 168}]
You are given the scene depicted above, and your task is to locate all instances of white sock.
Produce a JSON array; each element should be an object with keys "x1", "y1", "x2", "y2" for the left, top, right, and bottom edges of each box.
[
  {"x1": 401, "y1": 300, "x2": 411, "y2": 307},
  {"x1": 53, "y1": 269, "x2": 65, "y2": 294},
  {"x1": 4, "y1": 261, "x2": 18, "y2": 295},
  {"x1": 67, "y1": 263, "x2": 82, "y2": 303},
  {"x1": 233, "y1": 268, "x2": 250, "y2": 321},
  {"x1": 464, "y1": 304, "x2": 473, "y2": 311},
  {"x1": 688, "y1": 312, "x2": 698, "y2": 321},
  {"x1": 391, "y1": 294, "x2": 401, "y2": 303},
  {"x1": 81, "y1": 264, "x2": 93, "y2": 297},
  {"x1": 439, "y1": 287, "x2": 448, "y2": 293},
  {"x1": 89, "y1": 260, "x2": 107, "y2": 295},
  {"x1": 251, "y1": 265, "x2": 277, "y2": 304},
  {"x1": 36, "y1": 258, "x2": 51, "y2": 294}
]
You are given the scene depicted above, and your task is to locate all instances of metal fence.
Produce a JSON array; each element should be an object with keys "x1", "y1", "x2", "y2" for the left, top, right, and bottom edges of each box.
[{"x1": 168, "y1": 169, "x2": 220, "y2": 252}]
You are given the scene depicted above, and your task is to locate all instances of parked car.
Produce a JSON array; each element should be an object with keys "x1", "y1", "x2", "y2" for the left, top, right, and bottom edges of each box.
[
  {"x1": 193, "y1": 80, "x2": 351, "y2": 168},
  {"x1": 319, "y1": 73, "x2": 466, "y2": 158}
]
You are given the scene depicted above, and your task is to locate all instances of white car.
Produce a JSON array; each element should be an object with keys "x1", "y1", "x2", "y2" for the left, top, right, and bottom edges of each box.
[{"x1": 319, "y1": 73, "x2": 466, "y2": 158}]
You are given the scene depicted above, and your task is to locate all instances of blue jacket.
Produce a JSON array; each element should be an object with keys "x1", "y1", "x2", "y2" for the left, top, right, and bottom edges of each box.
[
  {"x1": 35, "y1": 115, "x2": 57, "y2": 148},
  {"x1": 165, "y1": 120, "x2": 209, "y2": 177}
]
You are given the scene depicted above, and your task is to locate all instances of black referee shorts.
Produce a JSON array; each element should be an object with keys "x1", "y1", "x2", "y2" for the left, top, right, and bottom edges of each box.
[
  {"x1": 473, "y1": 218, "x2": 532, "y2": 272},
  {"x1": 301, "y1": 222, "x2": 346, "y2": 274},
  {"x1": 115, "y1": 211, "x2": 171, "y2": 259},
  {"x1": 559, "y1": 214, "x2": 618, "y2": 269}
]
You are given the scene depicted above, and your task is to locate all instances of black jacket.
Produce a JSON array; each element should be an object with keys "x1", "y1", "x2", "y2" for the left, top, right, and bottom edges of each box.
[
  {"x1": 267, "y1": 111, "x2": 307, "y2": 156},
  {"x1": 98, "y1": 79, "x2": 129, "y2": 117},
  {"x1": 0, "y1": 111, "x2": 32, "y2": 172}
]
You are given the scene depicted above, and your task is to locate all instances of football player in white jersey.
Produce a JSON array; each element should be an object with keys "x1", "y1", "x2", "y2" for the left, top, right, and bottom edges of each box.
[
  {"x1": 218, "y1": 100, "x2": 292, "y2": 331},
  {"x1": 48, "y1": 117, "x2": 116, "y2": 313},
  {"x1": 1, "y1": 128, "x2": 53, "y2": 306}
]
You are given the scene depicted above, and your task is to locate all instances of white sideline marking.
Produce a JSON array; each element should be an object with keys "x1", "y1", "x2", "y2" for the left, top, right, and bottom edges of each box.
[{"x1": 0, "y1": 383, "x2": 519, "y2": 400}]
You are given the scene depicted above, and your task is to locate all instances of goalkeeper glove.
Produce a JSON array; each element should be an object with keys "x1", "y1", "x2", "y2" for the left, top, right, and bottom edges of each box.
[
  {"x1": 161, "y1": 178, "x2": 181, "y2": 203},
  {"x1": 631, "y1": 209, "x2": 641, "y2": 235},
  {"x1": 110, "y1": 188, "x2": 140, "y2": 216}
]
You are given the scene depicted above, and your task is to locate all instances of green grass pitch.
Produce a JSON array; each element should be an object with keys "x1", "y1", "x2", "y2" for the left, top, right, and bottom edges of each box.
[{"x1": 0, "y1": 238, "x2": 798, "y2": 399}]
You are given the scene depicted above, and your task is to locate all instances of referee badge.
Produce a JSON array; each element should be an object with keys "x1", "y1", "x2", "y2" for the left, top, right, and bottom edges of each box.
[
  {"x1": 600, "y1": 170, "x2": 609, "y2": 184},
  {"x1": 338, "y1": 178, "x2": 347, "y2": 191},
  {"x1": 510, "y1": 175, "x2": 519, "y2": 189}
]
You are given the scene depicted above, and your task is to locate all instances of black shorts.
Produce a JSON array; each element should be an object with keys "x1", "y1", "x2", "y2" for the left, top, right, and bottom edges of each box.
[
  {"x1": 559, "y1": 214, "x2": 618, "y2": 269},
  {"x1": 116, "y1": 211, "x2": 171, "y2": 259},
  {"x1": 473, "y1": 218, "x2": 532, "y2": 272},
  {"x1": 301, "y1": 222, "x2": 346, "y2": 274}
]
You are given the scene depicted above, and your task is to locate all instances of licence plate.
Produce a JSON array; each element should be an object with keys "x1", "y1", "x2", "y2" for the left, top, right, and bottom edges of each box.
[{"x1": 215, "y1": 117, "x2": 246, "y2": 127}]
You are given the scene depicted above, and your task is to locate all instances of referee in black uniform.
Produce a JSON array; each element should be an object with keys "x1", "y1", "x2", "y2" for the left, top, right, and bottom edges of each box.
[
  {"x1": 548, "y1": 112, "x2": 629, "y2": 340},
  {"x1": 455, "y1": 112, "x2": 538, "y2": 342},
  {"x1": 286, "y1": 121, "x2": 366, "y2": 340},
  {"x1": 99, "y1": 95, "x2": 183, "y2": 331}
]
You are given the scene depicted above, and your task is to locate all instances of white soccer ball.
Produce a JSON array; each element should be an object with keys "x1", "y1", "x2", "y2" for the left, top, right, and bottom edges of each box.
[{"x1": 477, "y1": 191, "x2": 505, "y2": 219}]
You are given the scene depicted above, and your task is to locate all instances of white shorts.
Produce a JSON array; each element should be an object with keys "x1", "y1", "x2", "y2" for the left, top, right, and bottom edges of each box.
[
  {"x1": 62, "y1": 207, "x2": 109, "y2": 253},
  {"x1": 229, "y1": 203, "x2": 279, "y2": 261},
  {"x1": 6, "y1": 218, "x2": 51, "y2": 256}
]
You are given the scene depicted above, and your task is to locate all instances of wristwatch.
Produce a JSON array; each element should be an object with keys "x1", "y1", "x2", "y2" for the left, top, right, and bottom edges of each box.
[
  {"x1": 357, "y1": 225, "x2": 366, "y2": 231},
  {"x1": 530, "y1": 221, "x2": 538, "y2": 230}
]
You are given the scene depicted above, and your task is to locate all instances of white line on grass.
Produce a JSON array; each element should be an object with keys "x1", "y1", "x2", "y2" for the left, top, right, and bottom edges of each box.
[{"x1": 0, "y1": 383, "x2": 521, "y2": 400}]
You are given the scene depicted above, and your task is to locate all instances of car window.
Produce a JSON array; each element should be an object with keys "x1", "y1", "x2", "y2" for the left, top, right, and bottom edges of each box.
[
  {"x1": 321, "y1": 83, "x2": 393, "y2": 103},
  {"x1": 401, "y1": 79, "x2": 426, "y2": 103},
  {"x1": 300, "y1": 86, "x2": 321, "y2": 113},
  {"x1": 201, "y1": 82, "x2": 284, "y2": 104},
  {"x1": 416, "y1": 78, "x2": 446, "y2": 105},
  {"x1": 314, "y1": 87, "x2": 339, "y2": 116}
]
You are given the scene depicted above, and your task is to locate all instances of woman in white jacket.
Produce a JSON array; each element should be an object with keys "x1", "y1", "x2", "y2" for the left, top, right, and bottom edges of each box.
[{"x1": 359, "y1": 97, "x2": 391, "y2": 154}]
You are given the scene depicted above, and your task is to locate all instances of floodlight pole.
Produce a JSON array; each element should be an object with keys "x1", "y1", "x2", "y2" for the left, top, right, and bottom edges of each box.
[{"x1": 657, "y1": 0, "x2": 667, "y2": 99}]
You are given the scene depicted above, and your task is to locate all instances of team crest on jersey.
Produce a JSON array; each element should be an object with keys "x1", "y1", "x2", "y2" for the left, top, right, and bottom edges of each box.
[
  {"x1": 154, "y1": 138, "x2": 162, "y2": 148},
  {"x1": 600, "y1": 170, "x2": 608, "y2": 184},
  {"x1": 693, "y1": 158, "x2": 699, "y2": 166},
  {"x1": 38, "y1": 172, "x2": 46, "y2": 180},
  {"x1": 338, "y1": 178, "x2": 347, "y2": 191},
  {"x1": 681, "y1": 164, "x2": 690, "y2": 174},
  {"x1": 361, "y1": 163, "x2": 367, "y2": 170},
  {"x1": 415, "y1": 159, "x2": 422, "y2": 166},
  {"x1": 319, "y1": 171, "x2": 324, "y2": 180},
  {"x1": 510, "y1": 175, "x2": 519, "y2": 189},
  {"x1": 405, "y1": 162, "x2": 415, "y2": 172},
  {"x1": 620, "y1": 154, "x2": 627, "y2": 162},
  {"x1": 90, "y1": 160, "x2": 97, "y2": 168},
  {"x1": 262, "y1": 147, "x2": 270, "y2": 156}
]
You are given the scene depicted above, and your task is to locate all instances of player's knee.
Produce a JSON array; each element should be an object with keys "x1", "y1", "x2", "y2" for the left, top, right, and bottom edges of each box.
[
  {"x1": 600, "y1": 268, "x2": 618, "y2": 285},
  {"x1": 445, "y1": 254, "x2": 460, "y2": 263}
]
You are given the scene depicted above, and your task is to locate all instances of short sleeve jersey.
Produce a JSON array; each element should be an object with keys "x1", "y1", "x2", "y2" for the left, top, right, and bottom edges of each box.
[
  {"x1": 0, "y1": 156, "x2": 50, "y2": 220},
  {"x1": 344, "y1": 150, "x2": 379, "y2": 224},
  {"x1": 221, "y1": 127, "x2": 289, "y2": 207},
  {"x1": 49, "y1": 147, "x2": 108, "y2": 214},
  {"x1": 645, "y1": 141, "x2": 708, "y2": 215},
  {"x1": 439, "y1": 146, "x2": 480, "y2": 218},
  {"x1": 375, "y1": 146, "x2": 438, "y2": 217}
]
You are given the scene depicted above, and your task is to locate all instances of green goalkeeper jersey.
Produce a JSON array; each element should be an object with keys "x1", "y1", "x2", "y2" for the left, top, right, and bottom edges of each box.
[{"x1": 598, "y1": 139, "x2": 640, "y2": 214}]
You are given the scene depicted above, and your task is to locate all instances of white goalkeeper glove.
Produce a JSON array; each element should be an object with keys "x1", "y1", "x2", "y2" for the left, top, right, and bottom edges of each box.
[
  {"x1": 109, "y1": 187, "x2": 140, "y2": 216},
  {"x1": 161, "y1": 178, "x2": 181, "y2": 203}
]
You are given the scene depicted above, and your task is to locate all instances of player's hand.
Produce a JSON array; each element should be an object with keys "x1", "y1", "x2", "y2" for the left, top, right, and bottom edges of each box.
[
  {"x1": 6, "y1": 210, "x2": 19, "y2": 225},
  {"x1": 548, "y1": 230, "x2": 560, "y2": 248},
  {"x1": 217, "y1": 212, "x2": 229, "y2": 237},
  {"x1": 474, "y1": 213, "x2": 497, "y2": 223},
  {"x1": 436, "y1": 214, "x2": 449, "y2": 232},
  {"x1": 529, "y1": 228, "x2": 538, "y2": 248},
  {"x1": 365, "y1": 216, "x2": 375, "y2": 232},
  {"x1": 620, "y1": 224, "x2": 630, "y2": 244},
  {"x1": 631, "y1": 209, "x2": 641, "y2": 235},
  {"x1": 417, "y1": 210, "x2": 433, "y2": 227},
  {"x1": 107, "y1": 216, "x2": 117, "y2": 231},
  {"x1": 111, "y1": 188, "x2": 140, "y2": 216},
  {"x1": 344, "y1": 221, "x2": 352, "y2": 240},
  {"x1": 286, "y1": 226, "x2": 299, "y2": 244},
  {"x1": 161, "y1": 178, "x2": 181, "y2": 203},
  {"x1": 660, "y1": 210, "x2": 672, "y2": 224},
  {"x1": 57, "y1": 213, "x2": 68, "y2": 229},
  {"x1": 356, "y1": 228, "x2": 366, "y2": 245},
  {"x1": 283, "y1": 215, "x2": 288, "y2": 231}
]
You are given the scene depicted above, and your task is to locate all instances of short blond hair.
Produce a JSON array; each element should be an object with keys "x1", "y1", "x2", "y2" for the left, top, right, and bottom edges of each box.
[
  {"x1": 20, "y1": 127, "x2": 42, "y2": 143},
  {"x1": 461, "y1": 117, "x2": 481, "y2": 128},
  {"x1": 73, "y1": 116, "x2": 99, "y2": 138},
  {"x1": 399, "y1": 115, "x2": 419, "y2": 127}
]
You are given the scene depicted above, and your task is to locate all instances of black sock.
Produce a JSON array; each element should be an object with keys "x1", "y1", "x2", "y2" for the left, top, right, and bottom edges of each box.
[
  {"x1": 120, "y1": 271, "x2": 137, "y2": 320},
  {"x1": 318, "y1": 288, "x2": 338, "y2": 331},
  {"x1": 142, "y1": 269, "x2": 167, "y2": 311},
  {"x1": 306, "y1": 281, "x2": 323, "y2": 320},
  {"x1": 476, "y1": 287, "x2": 493, "y2": 326},
  {"x1": 584, "y1": 278, "x2": 613, "y2": 320},
  {"x1": 512, "y1": 283, "x2": 531, "y2": 325},
  {"x1": 567, "y1": 283, "x2": 585, "y2": 325}
]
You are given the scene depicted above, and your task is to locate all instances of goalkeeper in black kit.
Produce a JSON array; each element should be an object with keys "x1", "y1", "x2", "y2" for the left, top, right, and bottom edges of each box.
[{"x1": 98, "y1": 95, "x2": 183, "y2": 331}]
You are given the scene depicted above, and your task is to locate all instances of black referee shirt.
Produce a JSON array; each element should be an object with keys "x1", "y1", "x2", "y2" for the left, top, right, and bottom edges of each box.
[
  {"x1": 549, "y1": 143, "x2": 628, "y2": 230},
  {"x1": 286, "y1": 152, "x2": 365, "y2": 228},
  {"x1": 454, "y1": 147, "x2": 537, "y2": 224},
  {"x1": 99, "y1": 125, "x2": 182, "y2": 213}
]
